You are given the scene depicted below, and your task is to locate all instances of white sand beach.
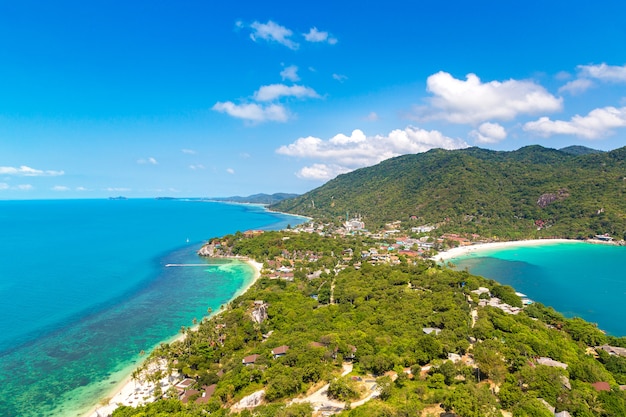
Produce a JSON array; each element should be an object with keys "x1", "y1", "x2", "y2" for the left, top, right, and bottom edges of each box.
[
  {"x1": 432, "y1": 238, "x2": 577, "y2": 262},
  {"x1": 86, "y1": 257, "x2": 263, "y2": 417}
]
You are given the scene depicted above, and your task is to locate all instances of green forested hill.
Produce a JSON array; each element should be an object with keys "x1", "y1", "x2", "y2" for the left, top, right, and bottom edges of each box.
[{"x1": 272, "y1": 146, "x2": 626, "y2": 239}]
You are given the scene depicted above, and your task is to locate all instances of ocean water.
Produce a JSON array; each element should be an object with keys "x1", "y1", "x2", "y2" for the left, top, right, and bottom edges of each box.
[
  {"x1": 0, "y1": 199, "x2": 304, "y2": 417},
  {"x1": 448, "y1": 242, "x2": 626, "y2": 336}
]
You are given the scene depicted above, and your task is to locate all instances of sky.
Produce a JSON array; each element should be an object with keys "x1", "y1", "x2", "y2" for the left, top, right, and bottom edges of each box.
[{"x1": 1, "y1": 0, "x2": 626, "y2": 199}]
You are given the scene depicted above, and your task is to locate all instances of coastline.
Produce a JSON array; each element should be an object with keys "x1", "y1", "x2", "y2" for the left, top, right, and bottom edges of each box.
[
  {"x1": 431, "y1": 238, "x2": 579, "y2": 262},
  {"x1": 86, "y1": 257, "x2": 263, "y2": 417}
]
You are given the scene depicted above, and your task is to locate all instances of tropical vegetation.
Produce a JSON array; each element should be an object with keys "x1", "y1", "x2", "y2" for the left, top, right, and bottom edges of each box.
[
  {"x1": 113, "y1": 230, "x2": 626, "y2": 417},
  {"x1": 271, "y1": 145, "x2": 626, "y2": 240}
]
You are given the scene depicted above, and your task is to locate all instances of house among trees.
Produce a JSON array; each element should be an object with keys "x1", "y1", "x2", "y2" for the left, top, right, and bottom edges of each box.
[
  {"x1": 597, "y1": 344, "x2": 626, "y2": 357},
  {"x1": 344, "y1": 217, "x2": 365, "y2": 232},
  {"x1": 592, "y1": 381, "x2": 611, "y2": 392},
  {"x1": 181, "y1": 384, "x2": 217, "y2": 404},
  {"x1": 423, "y1": 327, "x2": 442, "y2": 336},
  {"x1": 271, "y1": 345, "x2": 289, "y2": 358},
  {"x1": 535, "y1": 357, "x2": 568, "y2": 369},
  {"x1": 243, "y1": 230, "x2": 264, "y2": 238},
  {"x1": 242, "y1": 354, "x2": 260, "y2": 365}
]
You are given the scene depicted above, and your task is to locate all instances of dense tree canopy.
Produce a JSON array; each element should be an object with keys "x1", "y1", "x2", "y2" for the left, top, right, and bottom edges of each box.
[{"x1": 113, "y1": 231, "x2": 626, "y2": 417}]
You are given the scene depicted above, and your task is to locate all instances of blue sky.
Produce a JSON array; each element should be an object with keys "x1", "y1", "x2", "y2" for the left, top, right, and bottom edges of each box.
[{"x1": 1, "y1": 0, "x2": 626, "y2": 199}]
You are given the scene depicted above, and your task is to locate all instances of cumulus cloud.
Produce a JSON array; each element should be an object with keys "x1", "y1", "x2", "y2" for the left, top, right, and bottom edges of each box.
[
  {"x1": 578, "y1": 63, "x2": 626, "y2": 83},
  {"x1": 52, "y1": 185, "x2": 70, "y2": 191},
  {"x1": 277, "y1": 126, "x2": 468, "y2": 180},
  {"x1": 226, "y1": 168, "x2": 235, "y2": 174},
  {"x1": 559, "y1": 78, "x2": 594, "y2": 95},
  {"x1": 0, "y1": 165, "x2": 64, "y2": 176},
  {"x1": 249, "y1": 20, "x2": 299, "y2": 50},
  {"x1": 254, "y1": 84, "x2": 320, "y2": 101},
  {"x1": 523, "y1": 106, "x2": 626, "y2": 139},
  {"x1": 296, "y1": 164, "x2": 351, "y2": 180},
  {"x1": 418, "y1": 71, "x2": 562, "y2": 124},
  {"x1": 17, "y1": 184, "x2": 33, "y2": 190},
  {"x1": 332, "y1": 73, "x2": 348, "y2": 82},
  {"x1": 189, "y1": 164, "x2": 205, "y2": 170},
  {"x1": 558, "y1": 63, "x2": 626, "y2": 95},
  {"x1": 212, "y1": 101, "x2": 289, "y2": 123},
  {"x1": 182, "y1": 149, "x2": 197, "y2": 155},
  {"x1": 469, "y1": 122, "x2": 508, "y2": 144},
  {"x1": 280, "y1": 65, "x2": 300, "y2": 82},
  {"x1": 137, "y1": 157, "x2": 158, "y2": 165},
  {"x1": 214, "y1": 82, "x2": 320, "y2": 122},
  {"x1": 106, "y1": 187, "x2": 131, "y2": 192},
  {"x1": 304, "y1": 27, "x2": 337, "y2": 44}
]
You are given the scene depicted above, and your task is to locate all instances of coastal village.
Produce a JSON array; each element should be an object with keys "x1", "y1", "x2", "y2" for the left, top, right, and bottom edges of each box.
[{"x1": 93, "y1": 216, "x2": 626, "y2": 417}]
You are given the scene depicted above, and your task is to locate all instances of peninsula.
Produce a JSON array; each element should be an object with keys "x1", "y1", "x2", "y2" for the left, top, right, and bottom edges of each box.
[{"x1": 92, "y1": 220, "x2": 626, "y2": 417}]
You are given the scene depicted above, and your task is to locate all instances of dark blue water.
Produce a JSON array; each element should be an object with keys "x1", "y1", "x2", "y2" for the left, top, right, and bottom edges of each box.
[
  {"x1": 449, "y1": 242, "x2": 626, "y2": 336},
  {"x1": 0, "y1": 199, "x2": 304, "y2": 417}
]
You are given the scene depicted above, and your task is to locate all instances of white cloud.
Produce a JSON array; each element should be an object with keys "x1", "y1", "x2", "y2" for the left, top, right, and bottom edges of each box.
[
  {"x1": 226, "y1": 168, "x2": 235, "y2": 174},
  {"x1": 253, "y1": 84, "x2": 320, "y2": 102},
  {"x1": 296, "y1": 164, "x2": 351, "y2": 180},
  {"x1": 189, "y1": 164, "x2": 205, "y2": 170},
  {"x1": 0, "y1": 182, "x2": 35, "y2": 191},
  {"x1": 212, "y1": 101, "x2": 289, "y2": 123},
  {"x1": 0, "y1": 165, "x2": 64, "y2": 176},
  {"x1": 418, "y1": 71, "x2": 562, "y2": 124},
  {"x1": 559, "y1": 78, "x2": 594, "y2": 95},
  {"x1": 280, "y1": 65, "x2": 299, "y2": 82},
  {"x1": 181, "y1": 149, "x2": 197, "y2": 155},
  {"x1": 332, "y1": 74, "x2": 348, "y2": 82},
  {"x1": 469, "y1": 122, "x2": 507, "y2": 144},
  {"x1": 523, "y1": 106, "x2": 626, "y2": 139},
  {"x1": 249, "y1": 20, "x2": 299, "y2": 50},
  {"x1": 365, "y1": 112, "x2": 379, "y2": 121},
  {"x1": 578, "y1": 63, "x2": 626, "y2": 83},
  {"x1": 137, "y1": 157, "x2": 158, "y2": 165},
  {"x1": 558, "y1": 63, "x2": 626, "y2": 95},
  {"x1": 277, "y1": 126, "x2": 468, "y2": 180},
  {"x1": 52, "y1": 185, "x2": 70, "y2": 191},
  {"x1": 76, "y1": 186, "x2": 88, "y2": 191},
  {"x1": 303, "y1": 27, "x2": 337, "y2": 44}
]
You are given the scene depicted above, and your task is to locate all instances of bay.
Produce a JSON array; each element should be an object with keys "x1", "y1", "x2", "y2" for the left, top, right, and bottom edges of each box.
[
  {"x1": 0, "y1": 199, "x2": 305, "y2": 417},
  {"x1": 447, "y1": 241, "x2": 626, "y2": 336}
]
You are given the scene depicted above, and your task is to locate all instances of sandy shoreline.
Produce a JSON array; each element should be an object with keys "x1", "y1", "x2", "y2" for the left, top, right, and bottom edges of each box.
[
  {"x1": 432, "y1": 238, "x2": 580, "y2": 262},
  {"x1": 85, "y1": 257, "x2": 263, "y2": 417}
]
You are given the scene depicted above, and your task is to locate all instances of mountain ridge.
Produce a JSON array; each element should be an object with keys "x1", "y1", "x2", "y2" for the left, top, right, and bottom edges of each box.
[{"x1": 272, "y1": 145, "x2": 626, "y2": 239}]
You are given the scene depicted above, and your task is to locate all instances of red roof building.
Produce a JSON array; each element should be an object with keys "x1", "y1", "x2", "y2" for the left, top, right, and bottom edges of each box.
[
  {"x1": 242, "y1": 354, "x2": 260, "y2": 365},
  {"x1": 592, "y1": 381, "x2": 611, "y2": 392},
  {"x1": 272, "y1": 345, "x2": 289, "y2": 358}
]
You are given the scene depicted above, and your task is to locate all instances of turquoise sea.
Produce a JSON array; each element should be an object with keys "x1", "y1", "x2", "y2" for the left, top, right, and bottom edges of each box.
[
  {"x1": 447, "y1": 241, "x2": 626, "y2": 336},
  {"x1": 0, "y1": 199, "x2": 305, "y2": 417}
]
